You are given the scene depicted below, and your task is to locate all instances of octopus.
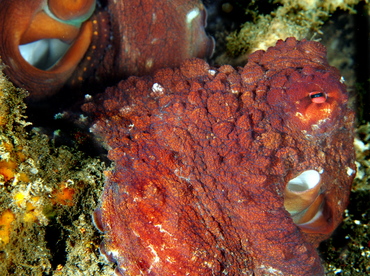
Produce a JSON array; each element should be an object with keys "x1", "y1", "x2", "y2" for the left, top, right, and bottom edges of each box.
[
  {"x1": 83, "y1": 37, "x2": 356, "y2": 275},
  {"x1": 0, "y1": 0, "x2": 214, "y2": 100}
]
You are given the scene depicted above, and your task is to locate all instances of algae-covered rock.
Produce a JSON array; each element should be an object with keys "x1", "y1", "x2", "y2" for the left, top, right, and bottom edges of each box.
[
  {"x1": 225, "y1": 0, "x2": 363, "y2": 60},
  {"x1": 0, "y1": 64, "x2": 114, "y2": 275}
]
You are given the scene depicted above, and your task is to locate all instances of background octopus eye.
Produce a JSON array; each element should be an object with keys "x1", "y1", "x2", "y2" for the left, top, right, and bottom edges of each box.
[
  {"x1": 0, "y1": 0, "x2": 96, "y2": 99},
  {"x1": 19, "y1": 0, "x2": 96, "y2": 70},
  {"x1": 309, "y1": 91, "x2": 327, "y2": 103}
]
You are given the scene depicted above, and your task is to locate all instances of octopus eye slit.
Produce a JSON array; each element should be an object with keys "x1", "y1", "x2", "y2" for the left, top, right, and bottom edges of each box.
[
  {"x1": 309, "y1": 91, "x2": 327, "y2": 103},
  {"x1": 19, "y1": 39, "x2": 70, "y2": 70}
]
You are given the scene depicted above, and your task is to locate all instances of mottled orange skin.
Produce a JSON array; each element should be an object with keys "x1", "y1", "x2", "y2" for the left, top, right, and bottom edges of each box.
[{"x1": 85, "y1": 38, "x2": 355, "y2": 275}]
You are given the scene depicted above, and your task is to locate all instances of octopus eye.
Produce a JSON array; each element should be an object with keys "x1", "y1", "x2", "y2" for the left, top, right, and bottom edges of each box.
[
  {"x1": 19, "y1": 0, "x2": 96, "y2": 70},
  {"x1": 309, "y1": 91, "x2": 327, "y2": 103},
  {"x1": 1, "y1": 0, "x2": 96, "y2": 98}
]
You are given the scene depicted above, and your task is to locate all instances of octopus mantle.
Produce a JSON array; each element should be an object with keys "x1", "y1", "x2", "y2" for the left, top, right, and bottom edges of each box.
[{"x1": 85, "y1": 38, "x2": 356, "y2": 275}]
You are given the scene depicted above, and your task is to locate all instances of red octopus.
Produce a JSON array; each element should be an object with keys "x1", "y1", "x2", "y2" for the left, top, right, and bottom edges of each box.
[{"x1": 84, "y1": 38, "x2": 356, "y2": 275}]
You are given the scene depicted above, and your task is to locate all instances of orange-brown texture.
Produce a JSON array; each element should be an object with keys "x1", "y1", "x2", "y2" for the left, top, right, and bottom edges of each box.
[
  {"x1": 51, "y1": 182, "x2": 77, "y2": 206},
  {"x1": 84, "y1": 38, "x2": 355, "y2": 275},
  {"x1": 0, "y1": 0, "x2": 213, "y2": 99},
  {"x1": 101, "y1": 0, "x2": 214, "y2": 78}
]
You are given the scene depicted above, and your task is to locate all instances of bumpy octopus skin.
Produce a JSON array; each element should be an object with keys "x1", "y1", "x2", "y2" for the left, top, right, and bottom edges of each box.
[
  {"x1": 84, "y1": 38, "x2": 355, "y2": 275},
  {"x1": 101, "y1": 0, "x2": 214, "y2": 78},
  {"x1": 0, "y1": 0, "x2": 213, "y2": 99}
]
